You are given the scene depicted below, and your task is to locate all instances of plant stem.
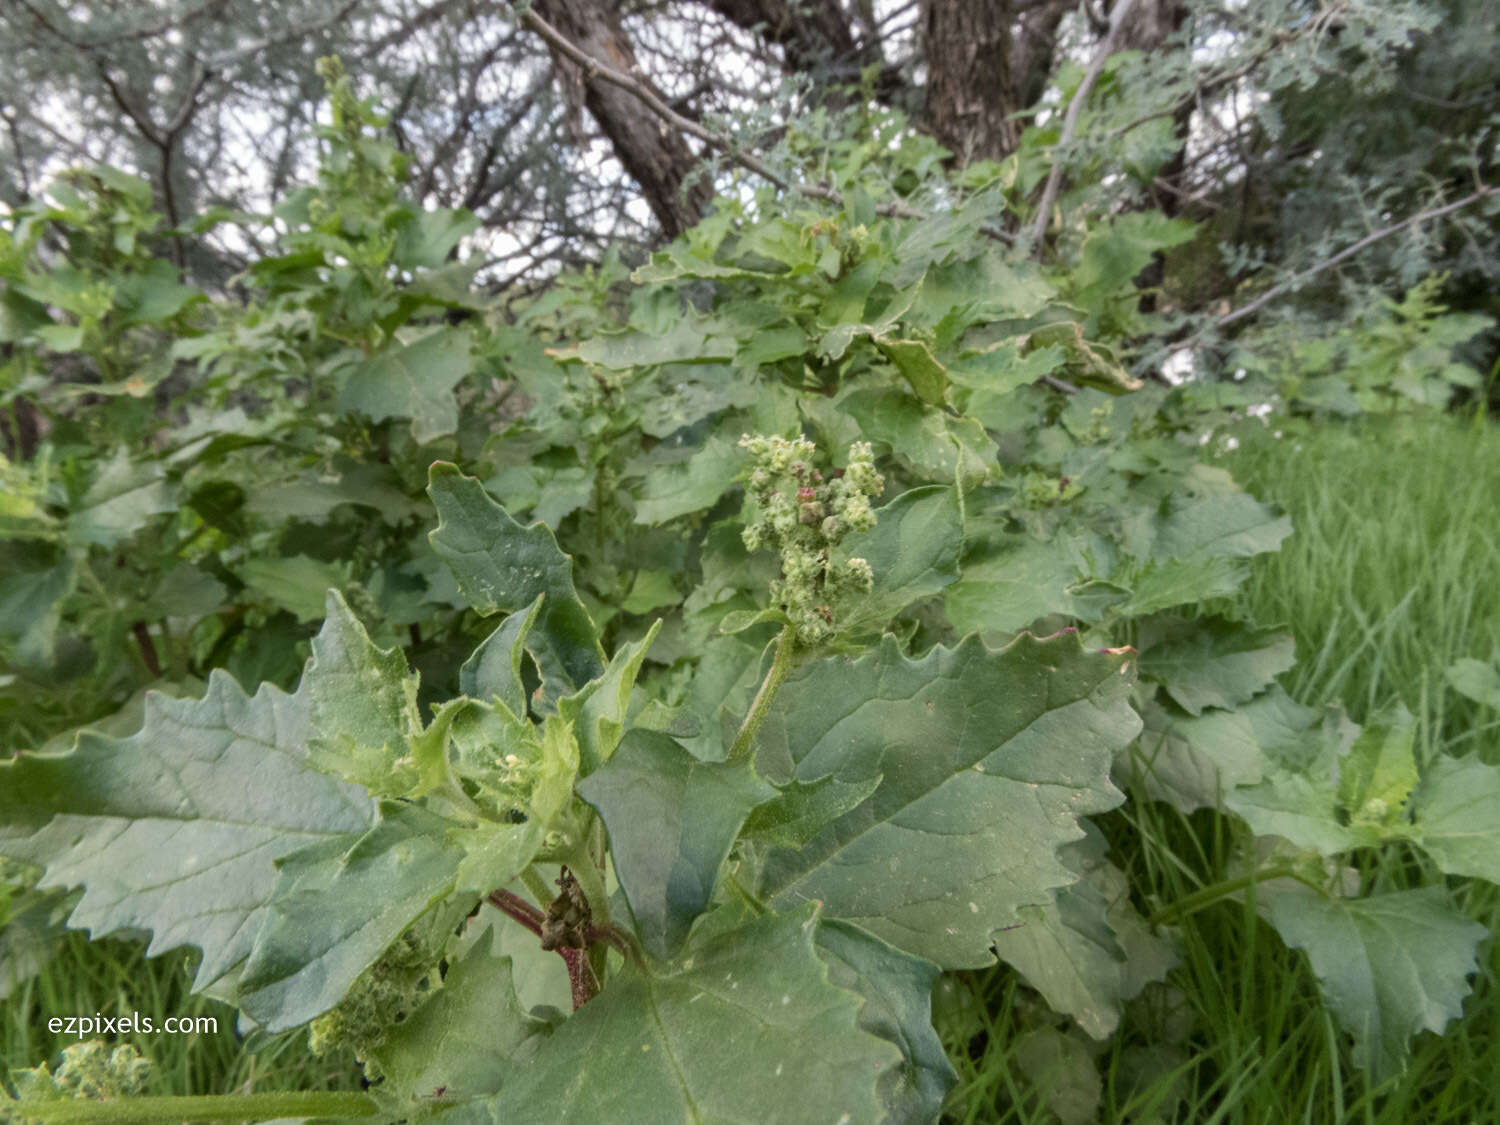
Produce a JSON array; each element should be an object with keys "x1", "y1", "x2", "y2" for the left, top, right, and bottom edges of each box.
[
  {"x1": 9, "y1": 1091, "x2": 377, "y2": 1123},
  {"x1": 559, "y1": 838, "x2": 609, "y2": 929},
  {"x1": 560, "y1": 945, "x2": 600, "y2": 1009},
  {"x1": 521, "y1": 866, "x2": 553, "y2": 907},
  {"x1": 727, "y1": 626, "x2": 798, "y2": 762},
  {"x1": 1148, "y1": 862, "x2": 1313, "y2": 927},
  {"x1": 487, "y1": 889, "x2": 544, "y2": 937}
]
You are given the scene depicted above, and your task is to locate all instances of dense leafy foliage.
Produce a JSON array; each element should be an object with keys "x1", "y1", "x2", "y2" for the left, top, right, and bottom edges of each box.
[{"x1": 2, "y1": 60, "x2": 1498, "y2": 1123}]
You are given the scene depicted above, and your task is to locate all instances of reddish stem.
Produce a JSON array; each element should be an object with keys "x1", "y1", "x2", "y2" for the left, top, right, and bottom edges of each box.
[
  {"x1": 132, "y1": 621, "x2": 162, "y2": 678},
  {"x1": 487, "y1": 890, "x2": 544, "y2": 937},
  {"x1": 559, "y1": 946, "x2": 600, "y2": 1009}
]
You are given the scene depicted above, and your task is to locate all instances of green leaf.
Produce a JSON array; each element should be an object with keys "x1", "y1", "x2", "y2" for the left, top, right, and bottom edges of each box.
[
  {"x1": 945, "y1": 536, "x2": 1125, "y2": 635},
  {"x1": 1411, "y1": 754, "x2": 1500, "y2": 882},
  {"x1": 815, "y1": 921, "x2": 957, "y2": 1124},
  {"x1": 1012, "y1": 1027, "x2": 1102, "y2": 1125},
  {"x1": 340, "y1": 325, "x2": 473, "y2": 444},
  {"x1": 577, "y1": 729, "x2": 775, "y2": 959},
  {"x1": 0, "y1": 673, "x2": 375, "y2": 996},
  {"x1": 622, "y1": 569, "x2": 681, "y2": 615},
  {"x1": 556, "y1": 623, "x2": 659, "y2": 775},
  {"x1": 1337, "y1": 707, "x2": 1419, "y2": 828},
  {"x1": 478, "y1": 905, "x2": 899, "y2": 1124},
  {"x1": 741, "y1": 773, "x2": 884, "y2": 849},
  {"x1": 366, "y1": 931, "x2": 550, "y2": 1108},
  {"x1": 1446, "y1": 657, "x2": 1500, "y2": 709},
  {"x1": 571, "y1": 315, "x2": 736, "y2": 369},
  {"x1": 1117, "y1": 554, "x2": 1246, "y2": 617},
  {"x1": 840, "y1": 388, "x2": 997, "y2": 486},
  {"x1": 1225, "y1": 768, "x2": 1365, "y2": 856},
  {"x1": 1264, "y1": 886, "x2": 1486, "y2": 1080},
  {"x1": 428, "y1": 463, "x2": 604, "y2": 698},
  {"x1": 67, "y1": 448, "x2": 174, "y2": 548},
  {"x1": 1125, "y1": 697, "x2": 1268, "y2": 813},
  {"x1": 239, "y1": 555, "x2": 353, "y2": 624},
  {"x1": 300, "y1": 591, "x2": 420, "y2": 795},
  {"x1": 874, "y1": 337, "x2": 948, "y2": 405},
  {"x1": 991, "y1": 826, "x2": 1176, "y2": 1039},
  {"x1": 237, "y1": 802, "x2": 464, "y2": 1030},
  {"x1": 460, "y1": 596, "x2": 544, "y2": 718},
  {"x1": 632, "y1": 432, "x2": 742, "y2": 525},
  {"x1": 394, "y1": 208, "x2": 481, "y2": 269},
  {"x1": 1153, "y1": 492, "x2": 1292, "y2": 561},
  {"x1": 753, "y1": 633, "x2": 1138, "y2": 968},
  {"x1": 833, "y1": 485, "x2": 963, "y2": 634},
  {"x1": 1138, "y1": 618, "x2": 1296, "y2": 716}
]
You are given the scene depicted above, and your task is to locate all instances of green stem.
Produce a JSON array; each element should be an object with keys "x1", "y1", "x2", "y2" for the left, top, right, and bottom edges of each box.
[
  {"x1": 727, "y1": 626, "x2": 799, "y2": 762},
  {"x1": 556, "y1": 828, "x2": 609, "y2": 930},
  {"x1": 521, "y1": 866, "x2": 553, "y2": 907},
  {"x1": 1148, "y1": 862, "x2": 1315, "y2": 927},
  {"x1": 9, "y1": 1091, "x2": 377, "y2": 1123}
]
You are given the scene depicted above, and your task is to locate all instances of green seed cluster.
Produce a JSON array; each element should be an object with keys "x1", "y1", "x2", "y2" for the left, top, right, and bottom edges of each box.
[
  {"x1": 739, "y1": 434, "x2": 884, "y2": 644},
  {"x1": 8, "y1": 1041, "x2": 152, "y2": 1104},
  {"x1": 307, "y1": 930, "x2": 436, "y2": 1079}
]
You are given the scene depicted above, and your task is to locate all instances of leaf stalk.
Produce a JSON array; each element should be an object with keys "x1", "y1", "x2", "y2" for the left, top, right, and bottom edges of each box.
[{"x1": 728, "y1": 626, "x2": 799, "y2": 762}]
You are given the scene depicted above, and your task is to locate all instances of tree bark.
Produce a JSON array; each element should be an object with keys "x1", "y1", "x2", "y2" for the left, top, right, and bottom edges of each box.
[
  {"x1": 920, "y1": 0, "x2": 1073, "y2": 165},
  {"x1": 534, "y1": 0, "x2": 711, "y2": 239},
  {"x1": 703, "y1": 0, "x2": 858, "y2": 76}
]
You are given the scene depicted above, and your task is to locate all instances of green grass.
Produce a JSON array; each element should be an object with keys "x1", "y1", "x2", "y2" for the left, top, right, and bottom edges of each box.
[
  {"x1": 7, "y1": 411, "x2": 1500, "y2": 1122},
  {"x1": 1, "y1": 934, "x2": 359, "y2": 1102},
  {"x1": 940, "y1": 410, "x2": 1500, "y2": 1123}
]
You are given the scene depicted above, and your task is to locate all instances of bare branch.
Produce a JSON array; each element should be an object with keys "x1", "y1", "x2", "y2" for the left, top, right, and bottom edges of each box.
[
  {"x1": 1027, "y1": 0, "x2": 1139, "y2": 257},
  {"x1": 518, "y1": 6, "x2": 1011, "y2": 239},
  {"x1": 1217, "y1": 184, "x2": 1496, "y2": 329}
]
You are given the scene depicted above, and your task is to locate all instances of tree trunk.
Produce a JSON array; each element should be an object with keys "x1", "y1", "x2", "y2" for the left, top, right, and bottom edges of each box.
[
  {"x1": 920, "y1": 0, "x2": 1073, "y2": 165},
  {"x1": 704, "y1": 0, "x2": 858, "y2": 77},
  {"x1": 533, "y1": 0, "x2": 711, "y2": 239}
]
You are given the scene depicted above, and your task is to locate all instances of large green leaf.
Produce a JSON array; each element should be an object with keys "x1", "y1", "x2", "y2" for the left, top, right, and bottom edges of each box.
[
  {"x1": 753, "y1": 633, "x2": 1139, "y2": 968},
  {"x1": 632, "y1": 432, "x2": 742, "y2": 525},
  {"x1": 815, "y1": 921, "x2": 957, "y2": 1124},
  {"x1": 0, "y1": 672, "x2": 375, "y2": 995},
  {"x1": 66, "y1": 448, "x2": 174, "y2": 548},
  {"x1": 367, "y1": 931, "x2": 551, "y2": 1110},
  {"x1": 478, "y1": 906, "x2": 899, "y2": 1124},
  {"x1": 1265, "y1": 886, "x2": 1486, "y2": 1080},
  {"x1": 1411, "y1": 754, "x2": 1500, "y2": 883},
  {"x1": 1138, "y1": 618, "x2": 1295, "y2": 716},
  {"x1": 300, "y1": 591, "x2": 420, "y2": 795},
  {"x1": 944, "y1": 536, "x2": 1126, "y2": 636},
  {"x1": 428, "y1": 463, "x2": 604, "y2": 697},
  {"x1": 991, "y1": 826, "x2": 1176, "y2": 1039},
  {"x1": 238, "y1": 555, "x2": 352, "y2": 624},
  {"x1": 1227, "y1": 707, "x2": 1417, "y2": 854},
  {"x1": 1125, "y1": 697, "x2": 1268, "y2": 814},
  {"x1": 578, "y1": 729, "x2": 775, "y2": 959},
  {"x1": 237, "y1": 802, "x2": 464, "y2": 1030},
  {"x1": 459, "y1": 596, "x2": 544, "y2": 718},
  {"x1": 834, "y1": 485, "x2": 963, "y2": 634},
  {"x1": 556, "y1": 623, "x2": 659, "y2": 775},
  {"x1": 340, "y1": 325, "x2": 473, "y2": 444},
  {"x1": 1152, "y1": 492, "x2": 1292, "y2": 561}
]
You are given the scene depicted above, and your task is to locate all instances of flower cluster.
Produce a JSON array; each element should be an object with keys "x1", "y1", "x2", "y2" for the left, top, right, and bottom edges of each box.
[
  {"x1": 739, "y1": 434, "x2": 884, "y2": 644},
  {"x1": 308, "y1": 929, "x2": 437, "y2": 1078},
  {"x1": 8, "y1": 1041, "x2": 152, "y2": 1104}
]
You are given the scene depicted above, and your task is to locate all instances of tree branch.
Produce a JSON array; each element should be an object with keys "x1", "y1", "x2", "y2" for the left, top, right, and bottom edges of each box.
[
  {"x1": 1217, "y1": 184, "x2": 1496, "y2": 328},
  {"x1": 517, "y1": 6, "x2": 1011, "y2": 239},
  {"x1": 1027, "y1": 0, "x2": 1139, "y2": 257}
]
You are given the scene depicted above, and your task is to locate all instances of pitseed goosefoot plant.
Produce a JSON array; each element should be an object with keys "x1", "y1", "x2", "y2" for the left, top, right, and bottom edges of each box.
[
  {"x1": 4, "y1": 432, "x2": 1500, "y2": 1122},
  {"x1": 0, "y1": 444, "x2": 1151, "y2": 1124}
]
